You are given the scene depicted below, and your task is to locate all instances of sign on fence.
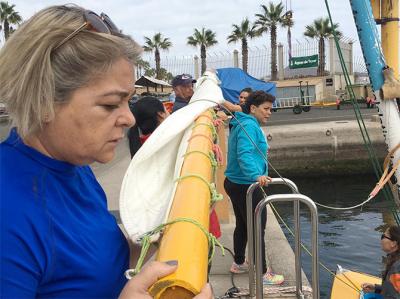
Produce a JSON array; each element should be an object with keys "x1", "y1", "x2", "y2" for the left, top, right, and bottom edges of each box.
[{"x1": 289, "y1": 54, "x2": 319, "y2": 69}]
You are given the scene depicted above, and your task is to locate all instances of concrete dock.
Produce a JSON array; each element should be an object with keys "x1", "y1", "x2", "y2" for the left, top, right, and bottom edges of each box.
[{"x1": 266, "y1": 118, "x2": 386, "y2": 177}]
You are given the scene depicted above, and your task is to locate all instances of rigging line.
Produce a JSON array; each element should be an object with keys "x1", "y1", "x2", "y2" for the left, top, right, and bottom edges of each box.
[
  {"x1": 329, "y1": 0, "x2": 396, "y2": 211},
  {"x1": 325, "y1": 22, "x2": 379, "y2": 168},
  {"x1": 193, "y1": 99, "x2": 379, "y2": 210},
  {"x1": 324, "y1": 0, "x2": 399, "y2": 223},
  {"x1": 325, "y1": 2, "x2": 380, "y2": 175}
]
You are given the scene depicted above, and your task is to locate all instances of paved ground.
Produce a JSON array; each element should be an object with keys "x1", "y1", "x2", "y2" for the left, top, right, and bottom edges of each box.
[{"x1": 267, "y1": 104, "x2": 377, "y2": 126}]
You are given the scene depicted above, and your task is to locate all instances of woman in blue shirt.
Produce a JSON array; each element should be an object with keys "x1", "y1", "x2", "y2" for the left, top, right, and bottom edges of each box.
[{"x1": 0, "y1": 5, "x2": 211, "y2": 299}]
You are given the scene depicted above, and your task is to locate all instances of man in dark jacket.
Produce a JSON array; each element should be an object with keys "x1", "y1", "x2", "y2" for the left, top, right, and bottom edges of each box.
[{"x1": 171, "y1": 74, "x2": 196, "y2": 112}]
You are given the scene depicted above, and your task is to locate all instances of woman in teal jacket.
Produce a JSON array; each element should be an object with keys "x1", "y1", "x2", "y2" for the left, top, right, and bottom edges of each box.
[{"x1": 224, "y1": 90, "x2": 284, "y2": 285}]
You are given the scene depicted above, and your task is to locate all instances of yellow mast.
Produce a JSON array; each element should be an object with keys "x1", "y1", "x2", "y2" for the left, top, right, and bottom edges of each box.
[
  {"x1": 371, "y1": 0, "x2": 381, "y2": 20},
  {"x1": 380, "y1": 0, "x2": 399, "y2": 78},
  {"x1": 149, "y1": 111, "x2": 215, "y2": 298},
  {"x1": 370, "y1": 0, "x2": 381, "y2": 19}
]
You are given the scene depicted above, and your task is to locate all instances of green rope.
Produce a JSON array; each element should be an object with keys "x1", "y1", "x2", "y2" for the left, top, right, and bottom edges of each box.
[
  {"x1": 125, "y1": 217, "x2": 225, "y2": 279},
  {"x1": 209, "y1": 109, "x2": 221, "y2": 142},
  {"x1": 183, "y1": 150, "x2": 218, "y2": 172},
  {"x1": 209, "y1": 109, "x2": 217, "y2": 120},
  {"x1": 175, "y1": 173, "x2": 223, "y2": 204},
  {"x1": 324, "y1": 0, "x2": 399, "y2": 224},
  {"x1": 210, "y1": 182, "x2": 224, "y2": 203},
  {"x1": 192, "y1": 122, "x2": 218, "y2": 142}
]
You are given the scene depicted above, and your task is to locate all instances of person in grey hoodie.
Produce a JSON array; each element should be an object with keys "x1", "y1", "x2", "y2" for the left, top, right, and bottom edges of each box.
[
  {"x1": 362, "y1": 225, "x2": 400, "y2": 298},
  {"x1": 224, "y1": 90, "x2": 284, "y2": 285}
]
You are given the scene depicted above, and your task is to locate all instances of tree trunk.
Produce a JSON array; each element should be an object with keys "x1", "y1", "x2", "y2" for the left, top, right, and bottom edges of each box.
[
  {"x1": 200, "y1": 45, "x2": 206, "y2": 75},
  {"x1": 155, "y1": 49, "x2": 161, "y2": 79},
  {"x1": 242, "y1": 38, "x2": 248, "y2": 73},
  {"x1": 318, "y1": 37, "x2": 325, "y2": 76},
  {"x1": 4, "y1": 20, "x2": 10, "y2": 40},
  {"x1": 270, "y1": 25, "x2": 278, "y2": 81}
]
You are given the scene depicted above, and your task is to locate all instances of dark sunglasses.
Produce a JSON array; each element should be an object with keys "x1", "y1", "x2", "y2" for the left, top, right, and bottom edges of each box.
[
  {"x1": 54, "y1": 10, "x2": 120, "y2": 50},
  {"x1": 381, "y1": 234, "x2": 395, "y2": 241}
]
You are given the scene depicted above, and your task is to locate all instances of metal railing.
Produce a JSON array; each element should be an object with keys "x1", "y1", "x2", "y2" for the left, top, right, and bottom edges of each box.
[
  {"x1": 246, "y1": 178, "x2": 319, "y2": 299},
  {"x1": 274, "y1": 96, "x2": 313, "y2": 109}
]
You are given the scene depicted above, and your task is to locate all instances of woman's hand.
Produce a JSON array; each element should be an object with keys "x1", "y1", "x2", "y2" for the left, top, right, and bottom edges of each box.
[
  {"x1": 119, "y1": 261, "x2": 176, "y2": 299},
  {"x1": 119, "y1": 260, "x2": 213, "y2": 299},
  {"x1": 257, "y1": 175, "x2": 272, "y2": 187},
  {"x1": 361, "y1": 282, "x2": 375, "y2": 293}
]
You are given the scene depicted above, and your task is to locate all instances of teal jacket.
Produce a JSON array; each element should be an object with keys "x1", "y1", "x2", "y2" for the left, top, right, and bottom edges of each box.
[{"x1": 225, "y1": 112, "x2": 269, "y2": 184}]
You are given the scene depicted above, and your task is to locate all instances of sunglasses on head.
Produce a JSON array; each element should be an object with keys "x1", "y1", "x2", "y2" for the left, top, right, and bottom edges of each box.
[
  {"x1": 381, "y1": 234, "x2": 395, "y2": 241},
  {"x1": 54, "y1": 10, "x2": 120, "y2": 51}
]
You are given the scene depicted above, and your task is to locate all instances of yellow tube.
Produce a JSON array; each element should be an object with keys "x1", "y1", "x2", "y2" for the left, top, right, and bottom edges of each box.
[
  {"x1": 149, "y1": 111, "x2": 214, "y2": 298},
  {"x1": 370, "y1": 0, "x2": 381, "y2": 20},
  {"x1": 381, "y1": 0, "x2": 399, "y2": 79}
]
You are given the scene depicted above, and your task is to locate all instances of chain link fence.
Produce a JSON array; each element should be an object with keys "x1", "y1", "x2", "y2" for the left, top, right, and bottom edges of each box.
[{"x1": 141, "y1": 38, "x2": 367, "y2": 81}]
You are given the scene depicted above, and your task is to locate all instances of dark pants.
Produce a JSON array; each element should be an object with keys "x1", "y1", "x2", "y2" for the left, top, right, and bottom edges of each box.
[{"x1": 224, "y1": 178, "x2": 267, "y2": 273}]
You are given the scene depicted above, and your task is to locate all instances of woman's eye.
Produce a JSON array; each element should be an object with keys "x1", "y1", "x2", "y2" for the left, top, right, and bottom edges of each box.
[{"x1": 102, "y1": 104, "x2": 119, "y2": 110}]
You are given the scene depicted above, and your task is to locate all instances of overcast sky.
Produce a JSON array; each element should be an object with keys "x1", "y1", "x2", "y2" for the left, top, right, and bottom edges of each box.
[{"x1": 8, "y1": 0, "x2": 362, "y2": 57}]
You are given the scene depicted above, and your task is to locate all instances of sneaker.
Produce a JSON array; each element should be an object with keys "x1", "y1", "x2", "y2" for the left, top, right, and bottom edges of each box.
[
  {"x1": 230, "y1": 261, "x2": 249, "y2": 274},
  {"x1": 263, "y1": 272, "x2": 284, "y2": 285}
]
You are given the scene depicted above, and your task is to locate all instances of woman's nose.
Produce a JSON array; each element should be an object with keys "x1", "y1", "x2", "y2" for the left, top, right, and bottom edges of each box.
[{"x1": 118, "y1": 103, "x2": 135, "y2": 127}]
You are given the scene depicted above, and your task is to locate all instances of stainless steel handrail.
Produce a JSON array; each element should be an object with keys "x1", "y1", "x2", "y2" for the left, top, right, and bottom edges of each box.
[
  {"x1": 254, "y1": 194, "x2": 319, "y2": 299},
  {"x1": 246, "y1": 178, "x2": 299, "y2": 298}
]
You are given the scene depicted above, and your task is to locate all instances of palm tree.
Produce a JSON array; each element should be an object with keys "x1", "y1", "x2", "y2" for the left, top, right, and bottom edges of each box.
[
  {"x1": 0, "y1": 1, "x2": 22, "y2": 40},
  {"x1": 187, "y1": 28, "x2": 218, "y2": 75},
  {"x1": 143, "y1": 33, "x2": 172, "y2": 79},
  {"x1": 255, "y1": 2, "x2": 285, "y2": 81},
  {"x1": 227, "y1": 18, "x2": 259, "y2": 73},
  {"x1": 135, "y1": 58, "x2": 150, "y2": 79},
  {"x1": 304, "y1": 17, "x2": 342, "y2": 76},
  {"x1": 281, "y1": 11, "x2": 294, "y2": 61}
]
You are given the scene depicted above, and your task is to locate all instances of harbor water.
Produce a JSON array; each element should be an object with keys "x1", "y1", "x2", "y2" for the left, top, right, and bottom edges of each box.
[{"x1": 268, "y1": 174, "x2": 395, "y2": 299}]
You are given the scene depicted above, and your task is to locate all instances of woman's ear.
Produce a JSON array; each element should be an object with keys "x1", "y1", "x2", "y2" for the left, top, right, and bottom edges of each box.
[
  {"x1": 157, "y1": 111, "x2": 167, "y2": 124},
  {"x1": 393, "y1": 241, "x2": 399, "y2": 250},
  {"x1": 250, "y1": 104, "x2": 256, "y2": 114}
]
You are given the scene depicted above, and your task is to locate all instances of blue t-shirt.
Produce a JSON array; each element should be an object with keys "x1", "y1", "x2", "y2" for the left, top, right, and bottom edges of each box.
[{"x1": 0, "y1": 129, "x2": 129, "y2": 298}]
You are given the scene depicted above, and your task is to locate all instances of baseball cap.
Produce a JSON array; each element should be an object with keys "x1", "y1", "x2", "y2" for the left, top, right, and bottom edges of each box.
[{"x1": 171, "y1": 74, "x2": 196, "y2": 87}]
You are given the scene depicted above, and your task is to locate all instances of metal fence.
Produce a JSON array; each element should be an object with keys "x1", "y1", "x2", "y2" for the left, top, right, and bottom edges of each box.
[{"x1": 141, "y1": 38, "x2": 366, "y2": 80}]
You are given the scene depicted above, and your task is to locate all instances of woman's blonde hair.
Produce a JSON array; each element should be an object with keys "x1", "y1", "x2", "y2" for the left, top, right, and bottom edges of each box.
[{"x1": 0, "y1": 5, "x2": 142, "y2": 138}]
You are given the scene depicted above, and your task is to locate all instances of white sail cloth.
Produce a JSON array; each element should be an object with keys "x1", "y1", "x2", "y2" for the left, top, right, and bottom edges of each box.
[
  {"x1": 376, "y1": 98, "x2": 400, "y2": 190},
  {"x1": 119, "y1": 71, "x2": 225, "y2": 243}
]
